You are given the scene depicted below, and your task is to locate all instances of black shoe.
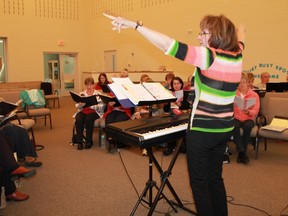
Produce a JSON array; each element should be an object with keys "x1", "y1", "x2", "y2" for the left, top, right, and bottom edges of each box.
[
  {"x1": 77, "y1": 143, "x2": 83, "y2": 150},
  {"x1": 242, "y1": 152, "x2": 250, "y2": 164},
  {"x1": 237, "y1": 151, "x2": 247, "y2": 163},
  {"x1": 163, "y1": 147, "x2": 174, "y2": 156},
  {"x1": 223, "y1": 154, "x2": 230, "y2": 164},
  {"x1": 85, "y1": 142, "x2": 93, "y2": 149}
]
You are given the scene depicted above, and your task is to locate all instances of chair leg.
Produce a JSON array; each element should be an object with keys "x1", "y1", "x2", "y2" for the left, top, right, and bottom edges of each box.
[
  {"x1": 264, "y1": 138, "x2": 267, "y2": 151},
  {"x1": 49, "y1": 114, "x2": 52, "y2": 129},
  {"x1": 98, "y1": 127, "x2": 102, "y2": 147},
  {"x1": 71, "y1": 124, "x2": 76, "y2": 145},
  {"x1": 254, "y1": 137, "x2": 259, "y2": 159},
  {"x1": 30, "y1": 127, "x2": 36, "y2": 146}
]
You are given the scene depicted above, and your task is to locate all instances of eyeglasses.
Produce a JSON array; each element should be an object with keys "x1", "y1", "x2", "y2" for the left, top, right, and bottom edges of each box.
[{"x1": 199, "y1": 31, "x2": 211, "y2": 36}]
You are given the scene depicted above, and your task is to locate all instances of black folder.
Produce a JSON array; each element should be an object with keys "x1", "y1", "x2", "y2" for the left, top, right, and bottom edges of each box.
[
  {"x1": 0, "y1": 101, "x2": 20, "y2": 116},
  {"x1": 69, "y1": 91, "x2": 98, "y2": 108}
]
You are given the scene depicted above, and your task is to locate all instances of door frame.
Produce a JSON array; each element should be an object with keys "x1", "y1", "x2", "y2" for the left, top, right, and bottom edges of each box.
[{"x1": 43, "y1": 52, "x2": 79, "y2": 96}]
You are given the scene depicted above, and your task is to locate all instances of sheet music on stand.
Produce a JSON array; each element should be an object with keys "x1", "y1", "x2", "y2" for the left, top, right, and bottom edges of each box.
[{"x1": 108, "y1": 78, "x2": 176, "y2": 110}]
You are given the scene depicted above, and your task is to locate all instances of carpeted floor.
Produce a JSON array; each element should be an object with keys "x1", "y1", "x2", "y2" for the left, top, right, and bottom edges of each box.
[{"x1": 1, "y1": 96, "x2": 288, "y2": 216}]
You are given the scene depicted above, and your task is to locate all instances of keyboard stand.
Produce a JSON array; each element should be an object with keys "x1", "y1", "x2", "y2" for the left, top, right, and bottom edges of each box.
[{"x1": 130, "y1": 138, "x2": 197, "y2": 216}]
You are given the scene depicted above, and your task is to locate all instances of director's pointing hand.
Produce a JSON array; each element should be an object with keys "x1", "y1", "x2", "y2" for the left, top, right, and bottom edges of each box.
[{"x1": 103, "y1": 13, "x2": 137, "y2": 33}]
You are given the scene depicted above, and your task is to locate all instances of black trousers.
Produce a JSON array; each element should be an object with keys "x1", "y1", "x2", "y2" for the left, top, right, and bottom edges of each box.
[
  {"x1": 0, "y1": 124, "x2": 37, "y2": 159},
  {"x1": 233, "y1": 119, "x2": 254, "y2": 152},
  {"x1": 0, "y1": 136, "x2": 19, "y2": 195},
  {"x1": 186, "y1": 130, "x2": 232, "y2": 216},
  {"x1": 75, "y1": 112, "x2": 99, "y2": 144}
]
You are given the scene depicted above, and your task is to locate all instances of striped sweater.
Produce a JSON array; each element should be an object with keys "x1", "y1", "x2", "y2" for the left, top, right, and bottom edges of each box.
[{"x1": 166, "y1": 40, "x2": 243, "y2": 133}]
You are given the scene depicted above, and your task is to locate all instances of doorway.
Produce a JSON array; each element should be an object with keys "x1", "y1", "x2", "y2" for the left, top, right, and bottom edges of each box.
[
  {"x1": 104, "y1": 50, "x2": 117, "y2": 72},
  {"x1": 43, "y1": 53, "x2": 78, "y2": 96}
]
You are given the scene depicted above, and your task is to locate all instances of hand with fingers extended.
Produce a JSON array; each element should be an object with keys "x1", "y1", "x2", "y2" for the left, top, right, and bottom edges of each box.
[{"x1": 103, "y1": 13, "x2": 137, "y2": 33}]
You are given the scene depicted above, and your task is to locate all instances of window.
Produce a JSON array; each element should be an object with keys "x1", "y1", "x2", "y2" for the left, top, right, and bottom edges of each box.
[{"x1": 0, "y1": 38, "x2": 7, "y2": 82}]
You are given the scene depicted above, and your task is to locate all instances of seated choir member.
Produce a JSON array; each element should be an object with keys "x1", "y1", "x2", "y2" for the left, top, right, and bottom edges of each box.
[
  {"x1": 104, "y1": 70, "x2": 144, "y2": 153},
  {"x1": 74, "y1": 77, "x2": 105, "y2": 150},
  {"x1": 0, "y1": 135, "x2": 36, "y2": 201},
  {"x1": 0, "y1": 98, "x2": 43, "y2": 167},
  {"x1": 0, "y1": 123, "x2": 42, "y2": 167},
  {"x1": 233, "y1": 73, "x2": 260, "y2": 164},
  {"x1": 163, "y1": 76, "x2": 189, "y2": 156},
  {"x1": 254, "y1": 71, "x2": 270, "y2": 90},
  {"x1": 164, "y1": 72, "x2": 175, "y2": 89},
  {"x1": 95, "y1": 72, "x2": 111, "y2": 92}
]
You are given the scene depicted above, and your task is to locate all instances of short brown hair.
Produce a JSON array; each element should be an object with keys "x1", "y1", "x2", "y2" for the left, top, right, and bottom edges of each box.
[
  {"x1": 140, "y1": 74, "x2": 150, "y2": 82},
  {"x1": 84, "y1": 77, "x2": 95, "y2": 85},
  {"x1": 200, "y1": 15, "x2": 239, "y2": 52},
  {"x1": 165, "y1": 72, "x2": 175, "y2": 81}
]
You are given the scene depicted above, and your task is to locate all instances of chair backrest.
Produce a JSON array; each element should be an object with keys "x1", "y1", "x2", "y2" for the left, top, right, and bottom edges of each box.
[
  {"x1": 267, "y1": 97, "x2": 288, "y2": 124},
  {"x1": 20, "y1": 89, "x2": 46, "y2": 108},
  {"x1": 260, "y1": 92, "x2": 288, "y2": 116}
]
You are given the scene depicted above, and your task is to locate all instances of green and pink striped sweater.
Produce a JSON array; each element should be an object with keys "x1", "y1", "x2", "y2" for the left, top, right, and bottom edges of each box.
[{"x1": 166, "y1": 40, "x2": 244, "y2": 133}]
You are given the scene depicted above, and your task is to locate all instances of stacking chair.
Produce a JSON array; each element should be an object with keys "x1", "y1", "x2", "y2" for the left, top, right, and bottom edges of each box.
[
  {"x1": 40, "y1": 82, "x2": 60, "y2": 108},
  {"x1": 257, "y1": 97, "x2": 288, "y2": 153},
  {"x1": 248, "y1": 124, "x2": 260, "y2": 159},
  {"x1": 20, "y1": 89, "x2": 52, "y2": 129}
]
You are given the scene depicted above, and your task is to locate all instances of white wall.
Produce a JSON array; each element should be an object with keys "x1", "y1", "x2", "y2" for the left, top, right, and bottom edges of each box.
[{"x1": 1, "y1": 0, "x2": 287, "y2": 88}]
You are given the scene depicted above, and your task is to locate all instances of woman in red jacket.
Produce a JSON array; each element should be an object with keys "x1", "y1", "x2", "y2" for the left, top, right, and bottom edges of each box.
[{"x1": 233, "y1": 73, "x2": 260, "y2": 164}]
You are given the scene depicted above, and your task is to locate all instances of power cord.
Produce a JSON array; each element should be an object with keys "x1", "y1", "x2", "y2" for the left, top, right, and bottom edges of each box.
[
  {"x1": 117, "y1": 149, "x2": 287, "y2": 216},
  {"x1": 227, "y1": 195, "x2": 272, "y2": 216}
]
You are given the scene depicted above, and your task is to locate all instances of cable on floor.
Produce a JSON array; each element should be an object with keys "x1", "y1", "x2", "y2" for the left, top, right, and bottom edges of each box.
[{"x1": 227, "y1": 195, "x2": 272, "y2": 216}]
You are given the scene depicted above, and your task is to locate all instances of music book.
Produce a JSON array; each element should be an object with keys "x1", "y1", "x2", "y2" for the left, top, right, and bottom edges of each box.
[
  {"x1": 69, "y1": 91, "x2": 98, "y2": 108},
  {"x1": 0, "y1": 100, "x2": 20, "y2": 116},
  {"x1": 234, "y1": 95, "x2": 256, "y2": 110},
  {"x1": 0, "y1": 100, "x2": 22, "y2": 127},
  {"x1": 261, "y1": 116, "x2": 288, "y2": 132},
  {"x1": 108, "y1": 78, "x2": 176, "y2": 108}
]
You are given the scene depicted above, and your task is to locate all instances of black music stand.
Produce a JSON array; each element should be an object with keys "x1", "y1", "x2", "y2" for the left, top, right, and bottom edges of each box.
[{"x1": 130, "y1": 137, "x2": 197, "y2": 216}]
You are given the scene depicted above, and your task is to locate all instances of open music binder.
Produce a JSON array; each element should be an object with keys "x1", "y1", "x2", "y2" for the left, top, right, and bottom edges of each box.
[
  {"x1": 234, "y1": 95, "x2": 256, "y2": 110},
  {"x1": 98, "y1": 93, "x2": 121, "y2": 107},
  {"x1": 0, "y1": 100, "x2": 22, "y2": 127},
  {"x1": 69, "y1": 91, "x2": 98, "y2": 108},
  {"x1": 0, "y1": 100, "x2": 21, "y2": 116},
  {"x1": 108, "y1": 78, "x2": 177, "y2": 108}
]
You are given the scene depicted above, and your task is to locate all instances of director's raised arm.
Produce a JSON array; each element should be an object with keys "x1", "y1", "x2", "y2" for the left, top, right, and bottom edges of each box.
[{"x1": 103, "y1": 13, "x2": 174, "y2": 52}]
